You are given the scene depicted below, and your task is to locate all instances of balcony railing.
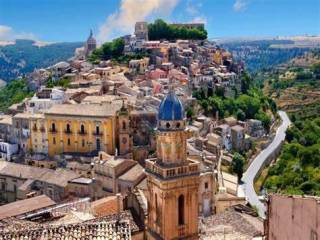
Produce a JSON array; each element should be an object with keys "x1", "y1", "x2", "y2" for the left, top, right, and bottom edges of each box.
[
  {"x1": 93, "y1": 131, "x2": 103, "y2": 136},
  {"x1": 49, "y1": 129, "x2": 57, "y2": 133},
  {"x1": 78, "y1": 131, "x2": 87, "y2": 135},
  {"x1": 145, "y1": 158, "x2": 200, "y2": 179},
  {"x1": 178, "y1": 225, "x2": 186, "y2": 237}
]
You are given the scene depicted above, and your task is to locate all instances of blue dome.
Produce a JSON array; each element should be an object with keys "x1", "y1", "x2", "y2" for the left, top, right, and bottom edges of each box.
[{"x1": 158, "y1": 92, "x2": 184, "y2": 121}]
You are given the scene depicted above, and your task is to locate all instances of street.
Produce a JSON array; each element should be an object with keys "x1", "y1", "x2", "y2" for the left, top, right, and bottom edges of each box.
[{"x1": 240, "y1": 111, "x2": 291, "y2": 219}]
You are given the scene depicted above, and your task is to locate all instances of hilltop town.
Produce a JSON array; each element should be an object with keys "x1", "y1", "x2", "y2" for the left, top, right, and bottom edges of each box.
[{"x1": 0, "y1": 20, "x2": 318, "y2": 240}]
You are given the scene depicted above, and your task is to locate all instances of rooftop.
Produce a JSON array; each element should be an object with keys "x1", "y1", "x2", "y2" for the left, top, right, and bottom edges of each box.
[
  {"x1": 118, "y1": 163, "x2": 145, "y2": 182},
  {"x1": 45, "y1": 103, "x2": 122, "y2": 117},
  {"x1": 0, "y1": 195, "x2": 56, "y2": 220}
]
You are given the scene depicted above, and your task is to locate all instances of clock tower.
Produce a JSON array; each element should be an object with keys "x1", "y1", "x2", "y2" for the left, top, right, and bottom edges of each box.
[{"x1": 146, "y1": 89, "x2": 200, "y2": 240}]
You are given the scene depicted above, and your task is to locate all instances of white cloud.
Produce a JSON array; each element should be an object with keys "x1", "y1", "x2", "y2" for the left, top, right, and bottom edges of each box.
[
  {"x1": 0, "y1": 25, "x2": 37, "y2": 41},
  {"x1": 233, "y1": 0, "x2": 248, "y2": 12},
  {"x1": 190, "y1": 16, "x2": 207, "y2": 24},
  {"x1": 97, "y1": 0, "x2": 180, "y2": 43}
]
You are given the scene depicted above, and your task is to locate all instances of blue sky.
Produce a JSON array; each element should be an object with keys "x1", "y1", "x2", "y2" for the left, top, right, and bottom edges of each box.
[{"x1": 0, "y1": 0, "x2": 319, "y2": 43}]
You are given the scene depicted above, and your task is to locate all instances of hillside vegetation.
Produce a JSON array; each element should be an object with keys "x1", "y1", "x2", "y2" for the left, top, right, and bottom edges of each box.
[
  {"x1": 0, "y1": 79, "x2": 34, "y2": 112},
  {"x1": 261, "y1": 49, "x2": 320, "y2": 196},
  {"x1": 0, "y1": 39, "x2": 82, "y2": 82},
  {"x1": 264, "y1": 49, "x2": 320, "y2": 118},
  {"x1": 265, "y1": 116, "x2": 320, "y2": 196},
  {"x1": 193, "y1": 73, "x2": 276, "y2": 130}
]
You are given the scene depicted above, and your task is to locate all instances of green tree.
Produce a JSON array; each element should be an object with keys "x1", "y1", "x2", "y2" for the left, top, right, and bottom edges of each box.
[
  {"x1": 186, "y1": 106, "x2": 194, "y2": 119},
  {"x1": 148, "y1": 19, "x2": 207, "y2": 41},
  {"x1": 231, "y1": 152, "x2": 245, "y2": 181},
  {"x1": 255, "y1": 111, "x2": 272, "y2": 130},
  {"x1": 89, "y1": 38, "x2": 125, "y2": 62}
]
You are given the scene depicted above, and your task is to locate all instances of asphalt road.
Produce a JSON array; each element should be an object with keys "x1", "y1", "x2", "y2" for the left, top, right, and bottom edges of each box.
[{"x1": 240, "y1": 111, "x2": 291, "y2": 219}]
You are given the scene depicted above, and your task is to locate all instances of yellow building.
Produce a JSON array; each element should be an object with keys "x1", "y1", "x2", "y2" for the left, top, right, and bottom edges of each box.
[
  {"x1": 29, "y1": 113, "x2": 48, "y2": 154},
  {"x1": 45, "y1": 103, "x2": 122, "y2": 157}
]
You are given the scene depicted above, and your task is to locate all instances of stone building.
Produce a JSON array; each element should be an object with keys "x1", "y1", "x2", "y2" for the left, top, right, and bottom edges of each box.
[
  {"x1": 145, "y1": 89, "x2": 200, "y2": 239},
  {"x1": 231, "y1": 125, "x2": 244, "y2": 152},
  {"x1": 135, "y1": 22, "x2": 148, "y2": 41},
  {"x1": 266, "y1": 194, "x2": 320, "y2": 240}
]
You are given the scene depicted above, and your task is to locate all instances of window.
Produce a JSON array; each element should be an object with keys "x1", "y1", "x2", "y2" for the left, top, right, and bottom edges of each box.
[
  {"x1": 66, "y1": 124, "x2": 71, "y2": 133},
  {"x1": 53, "y1": 137, "x2": 56, "y2": 145},
  {"x1": 178, "y1": 195, "x2": 184, "y2": 225},
  {"x1": 166, "y1": 122, "x2": 170, "y2": 128},
  {"x1": 51, "y1": 123, "x2": 56, "y2": 132},
  {"x1": 205, "y1": 182, "x2": 208, "y2": 189},
  {"x1": 96, "y1": 126, "x2": 100, "y2": 135},
  {"x1": 122, "y1": 121, "x2": 126, "y2": 130},
  {"x1": 82, "y1": 139, "x2": 85, "y2": 147},
  {"x1": 67, "y1": 138, "x2": 71, "y2": 146},
  {"x1": 80, "y1": 124, "x2": 85, "y2": 134}
]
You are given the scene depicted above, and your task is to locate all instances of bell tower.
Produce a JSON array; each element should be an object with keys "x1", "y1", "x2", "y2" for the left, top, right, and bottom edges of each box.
[
  {"x1": 146, "y1": 90, "x2": 200, "y2": 240},
  {"x1": 117, "y1": 100, "x2": 132, "y2": 156}
]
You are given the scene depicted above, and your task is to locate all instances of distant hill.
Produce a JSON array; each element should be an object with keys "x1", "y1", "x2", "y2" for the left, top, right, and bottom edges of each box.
[
  {"x1": 0, "y1": 39, "x2": 83, "y2": 82},
  {"x1": 219, "y1": 39, "x2": 318, "y2": 73},
  {"x1": 263, "y1": 49, "x2": 320, "y2": 119}
]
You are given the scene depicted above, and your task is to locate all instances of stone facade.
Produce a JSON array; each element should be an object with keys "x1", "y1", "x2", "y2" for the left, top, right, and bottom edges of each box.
[{"x1": 146, "y1": 91, "x2": 200, "y2": 240}]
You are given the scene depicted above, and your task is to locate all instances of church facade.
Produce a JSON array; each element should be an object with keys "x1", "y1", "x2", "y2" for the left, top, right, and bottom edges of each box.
[{"x1": 146, "y1": 90, "x2": 200, "y2": 240}]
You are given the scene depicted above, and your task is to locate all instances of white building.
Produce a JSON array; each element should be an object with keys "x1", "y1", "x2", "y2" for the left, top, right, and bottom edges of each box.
[
  {"x1": 26, "y1": 88, "x2": 65, "y2": 113},
  {"x1": 0, "y1": 142, "x2": 18, "y2": 161}
]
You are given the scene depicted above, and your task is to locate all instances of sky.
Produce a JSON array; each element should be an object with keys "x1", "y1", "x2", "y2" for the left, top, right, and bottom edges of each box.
[{"x1": 0, "y1": 0, "x2": 319, "y2": 43}]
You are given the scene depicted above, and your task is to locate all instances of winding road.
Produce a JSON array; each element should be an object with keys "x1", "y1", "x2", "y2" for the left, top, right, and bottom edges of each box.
[{"x1": 239, "y1": 111, "x2": 291, "y2": 219}]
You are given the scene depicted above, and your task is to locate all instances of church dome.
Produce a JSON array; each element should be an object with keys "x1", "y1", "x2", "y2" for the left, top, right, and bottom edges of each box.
[{"x1": 158, "y1": 91, "x2": 184, "y2": 121}]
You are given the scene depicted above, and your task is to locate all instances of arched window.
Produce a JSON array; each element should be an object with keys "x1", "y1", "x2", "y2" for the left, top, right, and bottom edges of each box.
[
  {"x1": 122, "y1": 121, "x2": 126, "y2": 130},
  {"x1": 96, "y1": 126, "x2": 100, "y2": 135},
  {"x1": 178, "y1": 195, "x2": 184, "y2": 225},
  {"x1": 66, "y1": 124, "x2": 70, "y2": 133},
  {"x1": 52, "y1": 123, "x2": 56, "y2": 132},
  {"x1": 80, "y1": 124, "x2": 85, "y2": 134}
]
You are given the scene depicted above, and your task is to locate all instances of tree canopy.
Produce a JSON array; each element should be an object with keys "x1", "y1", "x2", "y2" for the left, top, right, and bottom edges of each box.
[
  {"x1": 89, "y1": 38, "x2": 125, "y2": 62},
  {"x1": 231, "y1": 152, "x2": 245, "y2": 181},
  {"x1": 264, "y1": 116, "x2": 320, "y2": 196},
  {"x1": 193, "y1": 86, "x2": 273, "y2": 130},
  {"x1": 148, "y1": 19, "x2": 207, "y2": 41},
  {"x1": 0, "y1": 79, "x2": 34, "y2": 113}
]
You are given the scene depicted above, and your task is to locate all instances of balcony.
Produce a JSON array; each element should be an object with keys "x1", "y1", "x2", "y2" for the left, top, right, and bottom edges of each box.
[
  {"x1": 145, "y1": 158, "x2": 200, "y2": 180},
  {"x1": 93, "y1": 131, "x2": 103, "y2": 136},
  {"x1": 178, "y1": 225, "x2": 186, "y2": 237},
  {"x1": 64, "y1": 130, "x2": 72, "y2": 135},
  {"x1": 49, "y1": 129, "x2": 57, "y2": 134},
  {"x1": 78, "y1": 131, "x2": 87, "y2": 136}
]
